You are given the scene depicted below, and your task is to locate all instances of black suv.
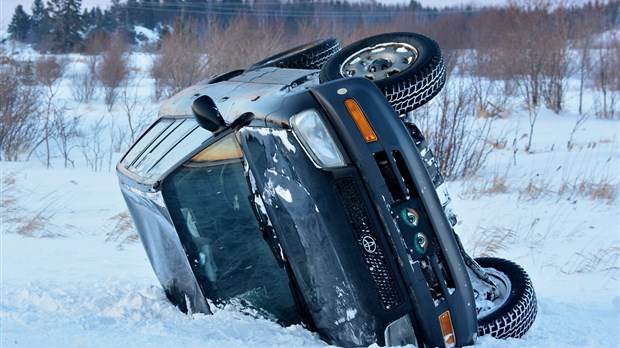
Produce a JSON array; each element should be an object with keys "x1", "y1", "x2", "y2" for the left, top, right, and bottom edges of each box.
[{"x1": 117, "y1": 33, "x2": 537, "y2": 347}]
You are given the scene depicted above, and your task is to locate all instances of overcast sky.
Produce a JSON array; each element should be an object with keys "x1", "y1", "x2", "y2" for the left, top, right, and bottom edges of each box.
[{"x1": 1, "y1": 0, "x2": 506, "y2": 32}]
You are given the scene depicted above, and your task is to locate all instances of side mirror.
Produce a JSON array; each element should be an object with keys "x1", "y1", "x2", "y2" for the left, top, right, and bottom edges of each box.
[{"x1": 192, "y1": 95, "x2": 226, "y2": 132}]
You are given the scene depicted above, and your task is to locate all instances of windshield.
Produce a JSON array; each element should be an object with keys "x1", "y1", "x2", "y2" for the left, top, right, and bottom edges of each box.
[{"x1": 161, "y1": 134, "x2": 298, "y2": 325}]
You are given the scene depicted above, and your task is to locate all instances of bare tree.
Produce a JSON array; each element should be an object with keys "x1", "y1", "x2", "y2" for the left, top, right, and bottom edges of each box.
[
  {"x1": 295, "y1": 18, "x2": 341, "y2": 46},
  {"x1": 51, "y1": 106, "x2": 82, "y2": 168},
  {"x1": 0, "y1": 64, "x2": 41, "y2": 161},
  {"x1": 83, "y1": 31, "x2": 112, "y2": 55},
  {"x1": 592, "y1": 31, "x2": 620, "y2": 119},
  {"x1": 501, "y1": 1, "x2": 547, "y2": 108},
  {"x1": 33, "y1": 55, "x2": 66, "y2": 168},
  {"x1": 151, "y1": 20, "x2": 210, "y2": 100},
  {"x1": 463, "y1": 9, "x2": 517, "y2": 118},
  {"x1": 80, "y1": 117, "x2": 107, "y2": 171},
  {"x1": 409, "y1": 77, "x2": 495, "y2": 180},
  {"x1": 107, "y1": 115, "x2": 129, "y2": 172},
  {"x1": 516, "y1": 76, "x2": 542, "y2": 153},
  {"x1": 571, "y1": 6, "x2": 603, "y2": 115},
  {"x1": 120, "y1": 77, "x2": 154, "y2": 143},
  {"x1": 205, "y1": 17, "x2": 289, "y2": 76},
  {"x1": 540, "y1": 5, "x2": 570, "y2": 114},
  {"x1": 494, "y1": 0, "x2": 569, "y2": 151},
  {"x1": 69, "y1": 55, "x2": 98, "y2": 103},
  {"x1": 98, "y1": 34, "x2": 129, "y2": 111}
]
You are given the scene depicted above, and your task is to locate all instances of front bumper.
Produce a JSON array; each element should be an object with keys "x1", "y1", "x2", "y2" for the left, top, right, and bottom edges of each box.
[{"x1": 309, "y1": 78, "x2": 478, "y2": 347}]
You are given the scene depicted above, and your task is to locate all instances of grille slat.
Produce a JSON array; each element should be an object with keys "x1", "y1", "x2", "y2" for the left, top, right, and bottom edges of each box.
[{"x1": 335, "y1": 178, "x2": 403, "y2": 310}]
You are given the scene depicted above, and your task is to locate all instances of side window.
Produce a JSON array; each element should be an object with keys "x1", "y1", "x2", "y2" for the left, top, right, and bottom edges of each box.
[
  {"x1": 121, "y1": 119, "x2": 173, "y2": 167},
  {"x1": 161, "y1": 133, "x2": 298, "y2": 325},
  {"x1": 130, "y1": 119, "x2": 194, "y2": 174},
  {"x1": 148, "y1": 125, "x2": 211, "y2": 177},
  {"x1": 121, "y1": 117, "x2": 211, "y2": 182}
]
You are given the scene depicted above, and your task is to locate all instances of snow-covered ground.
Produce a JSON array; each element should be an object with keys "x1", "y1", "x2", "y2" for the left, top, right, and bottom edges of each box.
[{"x1": 1, "y1": 42, "x2": 619, "y2": 347}]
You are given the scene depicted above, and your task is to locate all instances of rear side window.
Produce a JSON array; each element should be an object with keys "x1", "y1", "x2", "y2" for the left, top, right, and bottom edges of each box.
[
  {"x1": 120, "y1": 117, "x2": 211, "y2": 182},
  {"x1": 122, "y1": 119, "x2": 173, "y2": 166},
  {"x1": 161, "y1": 134, "x2": 298, "y2": 325}
]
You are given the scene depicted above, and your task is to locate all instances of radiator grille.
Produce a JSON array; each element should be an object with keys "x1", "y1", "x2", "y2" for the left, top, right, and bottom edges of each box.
[{"x1": 335, "y1": 178, "x2": 403, "y2": 310}]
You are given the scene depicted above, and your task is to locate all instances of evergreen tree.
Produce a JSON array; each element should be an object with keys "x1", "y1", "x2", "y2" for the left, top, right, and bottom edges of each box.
[
  {"x1": 8, "y1": 5, "x2": 32, "y2": 42},
  {"x1": 101, "y1": 8, "x2": 116, "y2": 32},
  {"x1": 82, "y1": 6, "x2": 113, "y2": 37},
  {"x1": 124, "y1": 0, "x2": 141, "y2": 27},
  {"x1": 183, "y1": 0, "x2": 209, "y2": 22},
  {"x1": 82, "y1": 8, "x2": 94, "y2": 30},
  {"x1": 109, "y1": 0, "x2": 122, "y2": 30},
  {"x1": 30, "y1": 0, "x2": 50, "y2": 44},
  {"x1": 47, "y1": 0, "x2": 84, "y2": 52},
  {"x1": 160, "y1": 0, "x2": 180, "y2": 25},
  {"x1": 141, "y1": 0, "x2": 159, "y2": 29}
]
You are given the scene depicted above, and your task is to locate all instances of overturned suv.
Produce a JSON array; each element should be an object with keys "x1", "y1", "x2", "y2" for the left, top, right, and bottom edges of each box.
[{"x1": 117, "y1": 33, "x2": 537, "y2": 347}]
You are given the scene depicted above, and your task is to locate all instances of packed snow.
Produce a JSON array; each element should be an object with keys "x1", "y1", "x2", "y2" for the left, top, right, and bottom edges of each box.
[{"x1": 1, "y1": 40, "x2": 619, "y2": 347}]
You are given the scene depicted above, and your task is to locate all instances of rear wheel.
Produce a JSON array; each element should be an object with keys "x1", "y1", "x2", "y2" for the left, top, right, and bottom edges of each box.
[
  {"x1": 472, "y1": 257, "x2": 537, "y2": 339},
  {"x1": 319, "y1": 32, "x2": 445, "y2": 115},
  {"x1": 249, "y1": 38, "x2": 340, "y2": 71}
]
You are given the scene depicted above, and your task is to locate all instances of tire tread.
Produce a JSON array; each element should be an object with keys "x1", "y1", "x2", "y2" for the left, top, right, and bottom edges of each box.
[
  {"x1": 475, "y1": 257, "x2": 538, "y2": 339},
  {"x1": 250, "y1": 38, "x2": 340, "y2": 71}
]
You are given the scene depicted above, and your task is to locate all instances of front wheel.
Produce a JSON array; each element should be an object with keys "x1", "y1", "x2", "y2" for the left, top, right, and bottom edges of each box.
[
  {"x1": 319, "y1": 32, "x2": 445, "y2": 115},
  {"x1": 471, "y1": 257, "x2": 537, "y2": 339}
]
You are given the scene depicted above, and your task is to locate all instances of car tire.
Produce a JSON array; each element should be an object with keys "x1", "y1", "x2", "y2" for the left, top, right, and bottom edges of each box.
[
  {"x1": 248, "y1": 38, "x2": 340, "y2": 71},
  {"x1": 319, "y1": 32, "x2": 445, "y2": 115},
  {"x1": 474, "y1": 257, "x2": 538, "y2": 339}
]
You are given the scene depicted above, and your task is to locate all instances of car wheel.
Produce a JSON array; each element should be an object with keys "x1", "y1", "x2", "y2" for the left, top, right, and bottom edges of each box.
[
  {"x1": 249, "y1": 38, "x2": 340, "y2": 71},
  {"x1": 319, "y1": 32, "x2": 445, "y2": 115},
  {"x1": 472, "y1": 257, "x2": 538, "y2": 339}
]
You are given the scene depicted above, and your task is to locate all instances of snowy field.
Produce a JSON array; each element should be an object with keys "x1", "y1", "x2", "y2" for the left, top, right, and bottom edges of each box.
[{"x1": 1, "y1": 42, "x2": 619, "y2": 347}]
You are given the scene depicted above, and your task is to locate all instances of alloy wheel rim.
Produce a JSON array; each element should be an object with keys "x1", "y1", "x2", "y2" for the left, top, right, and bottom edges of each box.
[{"x1": 339, "y1": 42, "x2": 419, "y2": 81}]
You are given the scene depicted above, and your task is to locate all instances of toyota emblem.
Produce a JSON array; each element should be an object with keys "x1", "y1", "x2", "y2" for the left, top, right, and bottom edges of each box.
[{"x1": 361, "y1": 236, "x2": 377, "y2": 253}]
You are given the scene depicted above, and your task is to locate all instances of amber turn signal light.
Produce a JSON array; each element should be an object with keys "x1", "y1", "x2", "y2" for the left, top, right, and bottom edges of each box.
[
  {"x1": 344, "y1": 99, "x2": 378, "y2": 143},
  {"x1": 439, "y1": 310, "x2": 456, "y2": 348}
]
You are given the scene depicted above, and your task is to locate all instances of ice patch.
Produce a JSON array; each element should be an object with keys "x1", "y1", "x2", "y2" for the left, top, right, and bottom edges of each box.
[
  {"x1": 275, "y1": 186, "x2": 293, "y2": 203},
  {"x1": 233, "y1": 195, "x2": 240, "y2": 211},
  {"x1": 271, "y1": 129, "x2": 297, "y2": 153},
  {"x1": 346, "y1": 308, "x2": 357, "y2": 321},
  {"x1": 243, "y1": 127, "x2": 296, "y2": 153},
  {"x1": 335, "y1": 286, "x2": 345, "y2": 298},
  {"x1": 262, "y1": 180, "x2": 293, "y2": 204},
  {"x1": 334, "y1": 308, "x2": 357, "y2": 325},
  {"x1": 263, "y1": 179, "x2": 275, "y2": 205}
]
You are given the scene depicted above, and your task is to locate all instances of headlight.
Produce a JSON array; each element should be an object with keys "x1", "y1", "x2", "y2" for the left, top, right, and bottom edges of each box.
[
  {"x1": 384, "y1": 314, "x2": 417, "y2": 346},
  {"x1": 290, "y1": 110, "x2": 346, "y2": 168}
]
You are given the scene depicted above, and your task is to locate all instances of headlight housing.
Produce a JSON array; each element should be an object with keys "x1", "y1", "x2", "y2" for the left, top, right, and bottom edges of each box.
[{"x1": 290, "y1": 110, "x2": 346, "y2": 169}]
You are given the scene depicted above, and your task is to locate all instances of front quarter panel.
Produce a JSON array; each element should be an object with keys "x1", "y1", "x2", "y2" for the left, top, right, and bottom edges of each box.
[{"x1": 238, "y1": 126, "x2": 393, "y2": 346}]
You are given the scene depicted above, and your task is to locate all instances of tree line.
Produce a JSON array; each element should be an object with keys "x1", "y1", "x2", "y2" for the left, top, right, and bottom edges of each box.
[
  {"x1": 7, "y1": 0, "x2": 618, "y2": 54},
  {"x1": 6, "y1": 0, "x2": 430, "y2": 53}
]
